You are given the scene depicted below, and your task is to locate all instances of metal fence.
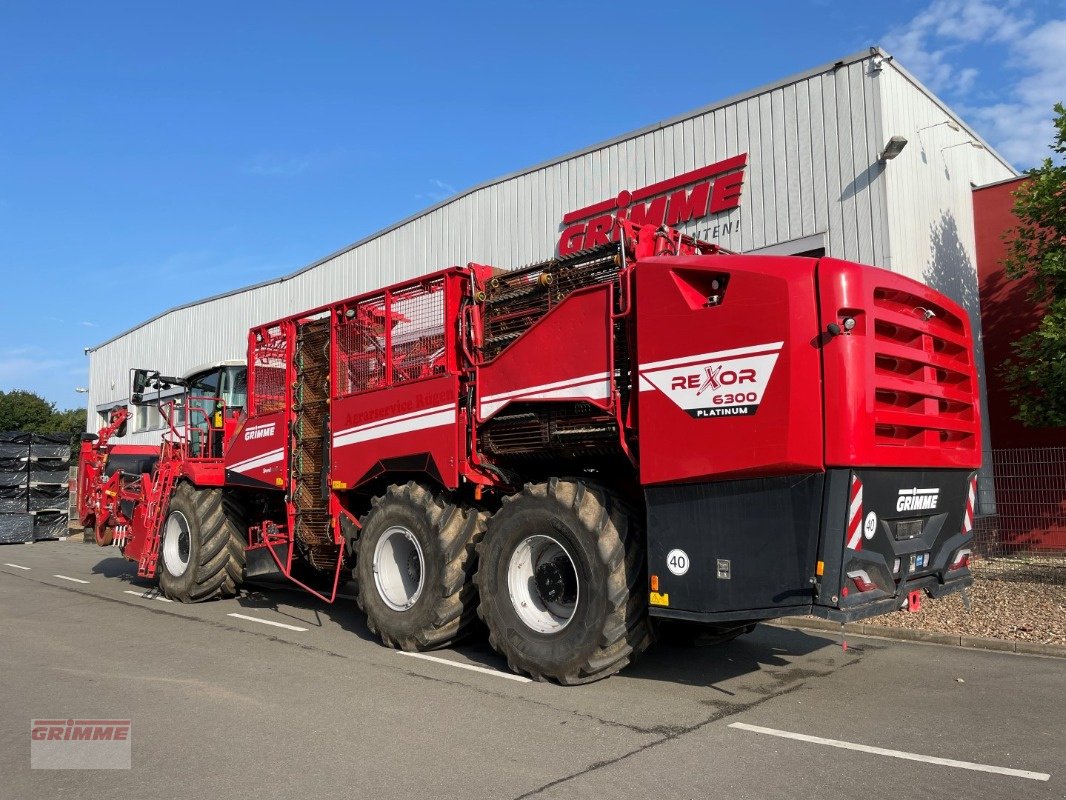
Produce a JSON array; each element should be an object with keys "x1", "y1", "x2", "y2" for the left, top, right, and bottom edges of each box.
[{"x1": 974, "y1": 447, "x2": 1066, "y2": 558}]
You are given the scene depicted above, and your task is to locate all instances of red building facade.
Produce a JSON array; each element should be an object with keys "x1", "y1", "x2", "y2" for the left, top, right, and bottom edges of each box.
[{"x1": 974, "y1": 177, "x2": 1066, "y2": 550}]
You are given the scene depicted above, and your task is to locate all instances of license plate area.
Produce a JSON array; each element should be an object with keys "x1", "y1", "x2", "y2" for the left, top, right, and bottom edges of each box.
[
  {"x1": 893, "y1": 519, "x2": 924, "y2": 541},
  {"x1": 906, "y1": 552, "x2": 930, "y2": 573}
]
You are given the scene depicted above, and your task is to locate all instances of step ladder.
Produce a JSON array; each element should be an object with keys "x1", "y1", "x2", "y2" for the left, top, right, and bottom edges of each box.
[{"x1": 137, "y1": 446, "x2": 181, "y2": 578}]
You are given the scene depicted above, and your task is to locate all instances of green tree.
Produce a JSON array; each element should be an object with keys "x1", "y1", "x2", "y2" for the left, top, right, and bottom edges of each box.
[
  {"x1": 1002, "y1": 102, "x2": 1066, "y2": 428},
  {"x1": 52, "y1": 407, "x2": 88, "y2": 444},
  {"x1": 0, "y1": 390, "x2": 87, "y2": 447},
  {"x1": 0, "y1": 390, "x2": 57, "y2": 433}
]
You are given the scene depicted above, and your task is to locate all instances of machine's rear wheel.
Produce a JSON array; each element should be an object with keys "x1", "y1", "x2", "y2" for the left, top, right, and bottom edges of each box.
[
  {"x1": 356, "y1": 482, "x2": 485, "y2": 650},
  {"x1": 475, "y1": 479, "x2": 651, "y2": 684},
  {"x1": 158, "y1": 484, "x2": 245, "y2": 602}
]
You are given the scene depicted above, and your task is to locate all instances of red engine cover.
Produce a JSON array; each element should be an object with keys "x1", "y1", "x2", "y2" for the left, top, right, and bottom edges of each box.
[{"x1": 635, "y1": 255, "x2": 825, "y2": 485}]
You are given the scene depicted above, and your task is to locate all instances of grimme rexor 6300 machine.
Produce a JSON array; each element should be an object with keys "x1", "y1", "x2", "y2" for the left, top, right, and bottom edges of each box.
[{"x1": 79, "y1": 221, "x2": 980, "y2": 683}]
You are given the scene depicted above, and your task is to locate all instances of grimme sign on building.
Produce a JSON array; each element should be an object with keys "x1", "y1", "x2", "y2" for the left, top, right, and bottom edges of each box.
[{"x1": 556, "y1": 153, "x2": 747, "y2": 254}]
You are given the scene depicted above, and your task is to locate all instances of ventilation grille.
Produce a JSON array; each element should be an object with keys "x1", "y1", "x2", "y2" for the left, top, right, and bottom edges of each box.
[{"x1": 869, "y1": 287, "x2": 977, "y2": 451}]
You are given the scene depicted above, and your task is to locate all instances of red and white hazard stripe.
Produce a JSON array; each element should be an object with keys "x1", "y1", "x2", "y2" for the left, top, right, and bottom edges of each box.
[
  {"x1": 962, "y1": 474, "x2": 977, "y2": 535},
  {"x1": 846, "y1": 474, "x2": 864, "y2": 551}
]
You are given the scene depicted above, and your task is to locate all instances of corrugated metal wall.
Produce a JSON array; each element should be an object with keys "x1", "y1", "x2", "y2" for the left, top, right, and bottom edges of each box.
[
  {"x1": 88, "y1": 48, "x2": 1014, "y2": 444},
  {"x1": 878, "y1": 62, "x2": 1015, "y2": 503}
]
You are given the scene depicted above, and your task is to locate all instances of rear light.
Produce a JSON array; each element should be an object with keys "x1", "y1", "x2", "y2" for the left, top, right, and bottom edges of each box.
[
  {"x1": 949, "y1": 548, "x2": 972, "y2": 571},
  {"x1": 846, "y1": 569, "x2": 878, "y2": 593}
]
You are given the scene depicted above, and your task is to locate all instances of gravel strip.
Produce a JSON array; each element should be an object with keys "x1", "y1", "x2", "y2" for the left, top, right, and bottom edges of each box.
[{"x1": 871, "y1": 558, "x2": 1066, "y2": 645}]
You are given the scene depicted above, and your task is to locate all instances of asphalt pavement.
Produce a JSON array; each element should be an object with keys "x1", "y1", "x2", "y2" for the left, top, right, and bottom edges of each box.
[{"x1": 1, "y1": 541, "x2": 1062, "y2": 799}]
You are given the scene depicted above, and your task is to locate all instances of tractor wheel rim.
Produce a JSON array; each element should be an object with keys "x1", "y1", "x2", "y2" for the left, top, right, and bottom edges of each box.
[
  {"x1": 373, "y1": 525, "x2": 425, "y2": 611},
  {"x1": 507, "y1": 534, "x2": 579, "y2": 634},
  {"x1": 162, "y1": 511, "x2": 191, "y2": 577}
]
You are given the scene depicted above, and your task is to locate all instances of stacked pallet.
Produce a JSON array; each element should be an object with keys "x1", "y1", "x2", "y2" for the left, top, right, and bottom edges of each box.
[
  {"x1": 0, "y1": 432, "x2": 71, "y2": 544},
  {"x1": 0, "y1": 433, "x2": 32, "y2": 543}
]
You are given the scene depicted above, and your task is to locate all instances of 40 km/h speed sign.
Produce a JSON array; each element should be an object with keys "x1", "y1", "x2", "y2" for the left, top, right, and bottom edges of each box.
[{"x1": 666, "y1": 549, "x2": 690, "y2": 576}]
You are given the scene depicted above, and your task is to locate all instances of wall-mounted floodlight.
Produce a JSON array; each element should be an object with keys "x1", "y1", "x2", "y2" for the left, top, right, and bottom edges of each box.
[
  {"x1": 941, "y1": 141, "x2": 985, "y2": 154},
  {"x1": 918, "y1": 120, "x2": 960, "y2": 134},
  {"x1": 880, "y1": 136, "x2": 908, "y2": 161}
]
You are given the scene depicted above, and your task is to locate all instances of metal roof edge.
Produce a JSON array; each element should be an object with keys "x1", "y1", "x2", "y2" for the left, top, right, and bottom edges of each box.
[
  {"x1": 877, "y1": 49, "x2": 1018, "y2": 176},
  {"x1": 91, "y1": 46, "x2": 888, "y2": 352},
  {"x1": 973, "y1": 174, "x2": 1029, "y2": 191}
]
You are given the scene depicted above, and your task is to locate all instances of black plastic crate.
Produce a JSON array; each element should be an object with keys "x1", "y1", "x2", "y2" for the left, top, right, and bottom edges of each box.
[
  {"x1": 0, "y1": 513, "x2": 33, "y2": 544},
  {"x1": 32, "y1": 510, "x2": 67, "y2": 541},
  {"x1": 30, "y1": 454, "x2": 70, "y2": 468},
  {"x1": 29, "y1": 469, "x2": 69, "y2": 485},
  {"x1": 0, "y1": 486, "x2": 27, "y2": 513},
  {"x1": 0, "y1": 442, "x2": 29, "y2": 460},
  {"x1": 0, "y1": 456, "x2": 28, "y2": 472},
  {"x1": 29, "y1": 485, "x2": 68, "y2": 512},
  {"x1": 29, "y1": 443, "x2": 71, "y2": 460},
  {"x1": 0, "y1": 471, "x2": 29, "y2": 488}
]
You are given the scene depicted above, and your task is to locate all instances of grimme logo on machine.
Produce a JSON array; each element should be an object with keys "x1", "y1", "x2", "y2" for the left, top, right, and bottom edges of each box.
[
  {"x1": 897, "y1": 488, "x2": 940, "y2": 512},
  {"x1": 638, "y1": 342, "x2": 781, "y2": 418},
  {"x1": 244, "y1": 422, "x2": 276, "y2": 441},
  {"x1": 557, "y1": 153, "x2": 747, "y2": 256}
]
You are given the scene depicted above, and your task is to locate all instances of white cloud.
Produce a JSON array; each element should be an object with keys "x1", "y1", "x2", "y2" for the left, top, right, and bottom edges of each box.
[
  {"x1": 967, "y1": 19, "x2": 1066, "y2": 165},
  {"x1": 883, "y1": 1, "x2": 1065, "y2": 167},
  {"x1": 0, "y1": 356, "x2": 71, "y2": 384},
  {"x1": 416, "y1": 178, "x2": 457, "y2": 203},
  {"x1": 884, "y1": 0, "x2": 1030, "y2": 94}
]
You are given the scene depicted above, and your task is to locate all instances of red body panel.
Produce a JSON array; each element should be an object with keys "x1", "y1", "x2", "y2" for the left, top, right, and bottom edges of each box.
[
  {"x1": 818, "y1": 258, "x2": 981, "y2": 469},
  {"x1": 476, "y1": 284, "x2": 615, "y2": 422},
  {"x1": 635, "y1": 255, "x2": 825, "y2": 484},
  {"x1": 224, "y1": 411, "x2": 287, "y2": 488},
  {"x1": 331, "y1": 374, "x2": 461, "y2": 489}
]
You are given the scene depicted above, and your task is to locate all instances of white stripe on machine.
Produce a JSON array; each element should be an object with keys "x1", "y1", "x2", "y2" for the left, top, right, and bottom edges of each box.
[
  {"x1": 333, "y1": 404, "x2": 456, "y2": 449},
  {"x1": 479, "y1": 373, "x2": 611, "y2": 418},
  {"x1": 229, "y1": 448, "x2": 285, "y2": 474},
  {"x1": 638, "y1": 341, "x2": 784, "y2": 375}
]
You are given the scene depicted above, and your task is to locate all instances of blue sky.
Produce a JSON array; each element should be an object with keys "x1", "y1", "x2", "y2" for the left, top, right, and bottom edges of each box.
[{"x1": 1, "y1": 0, "x2": 1062, "y2": 409}]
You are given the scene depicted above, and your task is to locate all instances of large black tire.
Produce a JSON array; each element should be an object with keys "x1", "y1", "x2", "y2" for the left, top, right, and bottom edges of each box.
[
  {"x1": 356, "y1": 482, "x2": 485, "y2": 651},
  {"x1": 475, "y1": 479, "x2": 651, "y2": 684},
  {"x1": 158, "y1": 484, "x2": 245, "y2": 602}
]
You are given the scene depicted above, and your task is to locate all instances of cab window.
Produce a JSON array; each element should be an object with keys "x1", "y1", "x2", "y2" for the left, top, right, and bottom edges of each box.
[{"x1": 220, "y1": 366, "x2": 247, "y2": 411}]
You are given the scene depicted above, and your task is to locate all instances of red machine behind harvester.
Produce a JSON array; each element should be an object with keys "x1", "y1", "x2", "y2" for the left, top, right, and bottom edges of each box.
[{"x1": 79, "y1": 222, "x2": 981, "y2": 683}]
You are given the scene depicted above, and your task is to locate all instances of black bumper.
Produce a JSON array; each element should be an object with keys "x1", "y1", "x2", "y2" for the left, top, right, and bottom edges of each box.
[
  {"x1": 812, "y1": 571, "x2": 973, "y2": 624},
  {"x1": 649, "y1": 571, "x2": 973, "y2": 626}
]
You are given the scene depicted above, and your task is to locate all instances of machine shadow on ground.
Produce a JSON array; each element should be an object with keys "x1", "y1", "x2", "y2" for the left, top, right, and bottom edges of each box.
[{"x1": 89, "y1": 551, "x2": 845, "y2": 689}]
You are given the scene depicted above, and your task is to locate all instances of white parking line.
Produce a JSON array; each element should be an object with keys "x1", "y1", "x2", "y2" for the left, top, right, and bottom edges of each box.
[
  {"x1": 729, "y1": 723, "x2": 1051, "y2": 782},
  {"x1": 53, "y1": 575, "x2": 89, "y2": 584},
  {"x1": 123, "y1": 590, "x2": 173, "y2": 603},
  {"x1": 396, "y1": 650, "x2": 532, "y2": 683},
  {"x1": 4, "y1": 563, "x2": 30, "y2": 570},
  {"x1": 227, "y1": 613, "x2": 308, "y2": 632}
]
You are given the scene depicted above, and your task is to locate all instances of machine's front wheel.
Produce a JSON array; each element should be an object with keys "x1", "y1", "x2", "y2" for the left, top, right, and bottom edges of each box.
[
  {"x1": 355, "y1": 482, "x2": 485, "y2": 650},
  {"x1": 475, "y1": 479, "x2": 651, "y2": 684},
  {"x1": 158, "y1": 484, "x2": 245, "y2": 602}
]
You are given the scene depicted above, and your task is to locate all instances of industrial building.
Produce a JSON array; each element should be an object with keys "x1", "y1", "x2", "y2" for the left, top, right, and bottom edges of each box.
[{"x1": 86, "y1": 46, "x2": 1016, "y2": 471}]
